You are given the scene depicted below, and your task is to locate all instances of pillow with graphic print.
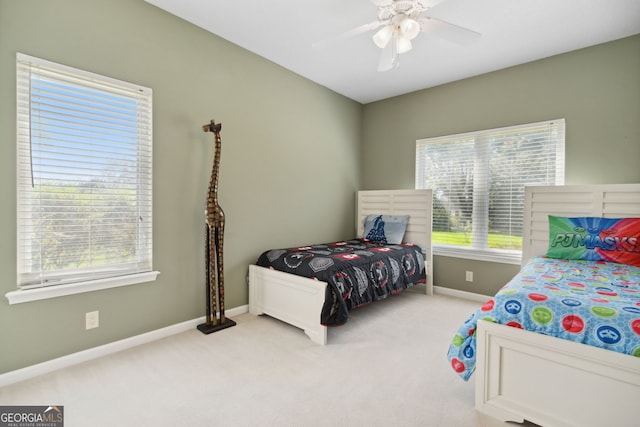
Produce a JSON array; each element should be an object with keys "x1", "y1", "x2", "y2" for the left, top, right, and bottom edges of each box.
[
  {"x1": 363, "y1": 214, "x2": 410, "y2": 244},
  {"x1": 546, "y1": 215, "x2": 640, "y2": 267}
]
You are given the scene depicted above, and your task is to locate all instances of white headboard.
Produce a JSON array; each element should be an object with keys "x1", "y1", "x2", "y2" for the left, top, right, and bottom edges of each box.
[
  {"x1": 356, "y1": 189, "x2": 433, "y2": 292},
  {"x1": 522, "y1": 184, "x2": 640, "y2": 267}
]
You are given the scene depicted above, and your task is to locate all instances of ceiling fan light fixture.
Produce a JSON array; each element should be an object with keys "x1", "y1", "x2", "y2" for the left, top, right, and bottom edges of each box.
[
  {"x1": 399, "y1": 17, "x2": 420, "y2": 40},
  {"x1": 397, "y1": 35, "x2": 412, "y2": 54},
  {"x1": 373, "y1": 25, "x2": 394, "y2": 48}
]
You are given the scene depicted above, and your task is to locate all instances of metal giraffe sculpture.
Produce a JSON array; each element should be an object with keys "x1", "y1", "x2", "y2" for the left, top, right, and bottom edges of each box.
[{"x1": 197, "y1": 119, "x2": 236, "y2": 334}]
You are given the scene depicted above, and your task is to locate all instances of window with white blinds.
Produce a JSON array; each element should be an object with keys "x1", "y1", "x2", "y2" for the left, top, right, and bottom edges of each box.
[
  {"x1": 16, "y1": 53, "x2": 154, "y2": 292},
  {"x1": 416, "y1": 119, "x2": 565, "y2": 263}
]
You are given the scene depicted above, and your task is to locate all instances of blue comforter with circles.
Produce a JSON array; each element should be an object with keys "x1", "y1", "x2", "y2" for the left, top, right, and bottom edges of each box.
[{"x1": 447, "y1": 256, "x2": 640, "y2": 380}]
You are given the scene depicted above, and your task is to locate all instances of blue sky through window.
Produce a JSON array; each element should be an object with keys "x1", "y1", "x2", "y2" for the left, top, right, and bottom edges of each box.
[{"x1": 30, "y1": 76, "x2": 141, "y2": 185}]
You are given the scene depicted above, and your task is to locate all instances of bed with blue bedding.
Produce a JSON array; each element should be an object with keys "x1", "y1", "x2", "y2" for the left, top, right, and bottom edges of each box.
[
  {"x1": 453, "y1": 184, "x2": 640, "y2": 427},
  {"x1": 448, "y1": 256, "x2": 640, "y2": 381}
]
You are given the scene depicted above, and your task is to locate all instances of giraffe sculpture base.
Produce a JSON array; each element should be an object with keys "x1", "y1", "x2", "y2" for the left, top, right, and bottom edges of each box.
[{"x1": 197, "y1": 318, "x2": 236, "y2": 335}]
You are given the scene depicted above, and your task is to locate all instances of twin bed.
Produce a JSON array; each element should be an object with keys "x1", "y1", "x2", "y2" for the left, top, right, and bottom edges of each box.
[
  {"x1": 249, "y1": 189, "x2": 433, "y2": 345},
  {"x1": 449, "y1": 184, "x2": 640, "y2": 427},
  {"x1": 248, "y1": 185, "x2": 639, "y2": 427}
]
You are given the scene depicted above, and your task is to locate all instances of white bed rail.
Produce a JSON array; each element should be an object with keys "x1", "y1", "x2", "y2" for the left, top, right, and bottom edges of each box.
[{"x1": 476, "y1": 319, "x2": 640, "y2": 427}]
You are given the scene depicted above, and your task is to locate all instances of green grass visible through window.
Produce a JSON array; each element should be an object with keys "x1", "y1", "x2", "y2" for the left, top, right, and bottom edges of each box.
[{"x1": 432, "y1": 231, "x2": 522, "y2": 250}]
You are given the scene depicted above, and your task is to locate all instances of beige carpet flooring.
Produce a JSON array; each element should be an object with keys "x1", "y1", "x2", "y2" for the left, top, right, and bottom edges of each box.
[{"x1": 0, "y1": 292, "x2": 534, "y2": 427}]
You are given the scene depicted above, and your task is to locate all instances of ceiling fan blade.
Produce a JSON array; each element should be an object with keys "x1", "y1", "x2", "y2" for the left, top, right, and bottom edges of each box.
[
  {"x1": 312, "y1": 20, "x2": 383, "y2": 50},
  {"x1": 419, "y1": 17, "x2": 481, "y2": 45},
  {"x1": 377, "y1": 34, "x2": 398, "y2": 72},
  {"x1": 420, "y1": 0, "x2": 454, "y2": 11}
]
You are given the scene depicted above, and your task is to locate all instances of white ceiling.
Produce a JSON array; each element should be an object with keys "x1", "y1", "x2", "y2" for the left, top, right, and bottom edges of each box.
[{"x1": 145, "y1": 0, "x2": 640, "y2": 104}]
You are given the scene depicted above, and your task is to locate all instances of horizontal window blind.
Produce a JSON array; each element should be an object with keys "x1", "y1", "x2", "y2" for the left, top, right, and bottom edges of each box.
[
  {"x1": 416, "y1": 119, "x2": 565, "y2": 255},
  {"x1": 16, "y1": 53, "x2": 153, "y2": 288}
]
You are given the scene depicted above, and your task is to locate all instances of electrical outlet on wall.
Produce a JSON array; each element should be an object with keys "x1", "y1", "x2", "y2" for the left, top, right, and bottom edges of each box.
[
  {"x1": 465, "y1": 271, "x2": 473, "y2": 282},
  {"x1": 85, "y1": 311, "x2": 99, "y2": 330}
]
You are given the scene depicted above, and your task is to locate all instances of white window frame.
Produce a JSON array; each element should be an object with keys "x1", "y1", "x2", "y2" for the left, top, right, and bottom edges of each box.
[
  {"x1": 416, "y1": 119, "x2": 565, "y2": 264},
  {"x1": 7, "y1": 53, "x2": 159, "y2": 304}
]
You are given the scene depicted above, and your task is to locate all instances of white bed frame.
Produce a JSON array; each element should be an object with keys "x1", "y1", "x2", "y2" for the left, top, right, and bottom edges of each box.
[
  {"x1": 249, "y1": 189, "x2": 433, "y2": 345},
  {"x1": 475, "y1": 184, "x2": 640, "y2": 427}
]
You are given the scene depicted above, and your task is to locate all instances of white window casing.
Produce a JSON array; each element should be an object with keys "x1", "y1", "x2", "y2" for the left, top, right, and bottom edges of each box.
[
  {"x1": 416, "y1": 119, "x2": 565, "y2": 264},
  {"x1": 8, "y1": 53, "x2": 159, "y2": 304}
]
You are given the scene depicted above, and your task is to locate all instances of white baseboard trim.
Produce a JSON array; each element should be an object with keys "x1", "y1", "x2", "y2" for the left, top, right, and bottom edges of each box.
[
  {"x1": 433, "y1": 286, "x2": 491, "y2": 303},
  {"x1": 0, "y1": 305, "x2": 248, "y2": 388}
]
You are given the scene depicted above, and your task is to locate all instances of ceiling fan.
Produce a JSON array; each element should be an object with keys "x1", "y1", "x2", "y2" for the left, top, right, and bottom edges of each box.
[{"x1": 314, "y1": 0, "x2": 481, "y2": 72}]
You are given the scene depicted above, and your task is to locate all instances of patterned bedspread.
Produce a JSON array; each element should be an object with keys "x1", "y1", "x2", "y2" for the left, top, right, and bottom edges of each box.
[
  {"x1": 447, "y1": 257, "x2": 640, "y2": 381},
  {"x1": 255, "y1": 239, "x2": 426, "y2": 326}
]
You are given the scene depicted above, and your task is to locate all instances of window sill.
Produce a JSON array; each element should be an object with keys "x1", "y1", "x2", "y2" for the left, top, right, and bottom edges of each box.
[
  {"x1": 5, "y1": 271, "x2": 160, "y2": 305},
  {"x1": 433, "y1": 245, "x2": 522, "y2": 265}
]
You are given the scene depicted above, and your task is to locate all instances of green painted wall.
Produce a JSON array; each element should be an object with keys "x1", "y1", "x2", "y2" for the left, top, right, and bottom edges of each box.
[
  {"x1": 0, "y1": 0, "x2": 361, "y2": 373},
  {"x1": 361, "y1": 34, "x2": 640, "y2": 296},
  {"x1": 1, "y1": 0, "x2": 638, "y2": 376}
]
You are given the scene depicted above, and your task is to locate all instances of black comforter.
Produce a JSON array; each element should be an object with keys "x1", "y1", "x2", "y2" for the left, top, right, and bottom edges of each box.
[{"x1": 255, "y1": 239, "x2": 426, "y2": 326}]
